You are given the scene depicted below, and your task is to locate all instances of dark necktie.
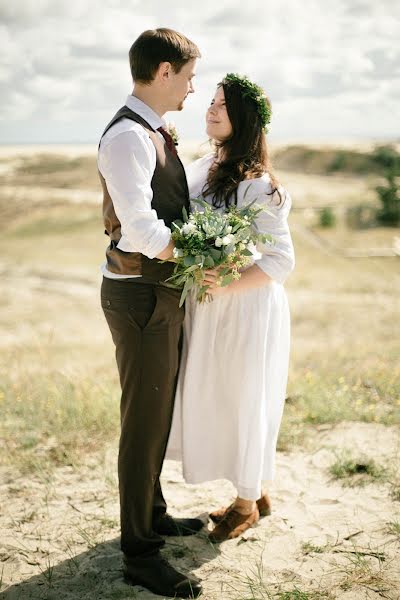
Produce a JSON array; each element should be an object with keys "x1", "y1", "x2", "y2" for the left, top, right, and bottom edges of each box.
[{"x1": 157, "y1": 127, "x2": 177, "y2": 157}]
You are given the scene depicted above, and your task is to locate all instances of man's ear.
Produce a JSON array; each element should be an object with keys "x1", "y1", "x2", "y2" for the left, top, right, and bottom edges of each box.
[{"x1": 156, "y1": 61, "x2": 172, "y2": 83}]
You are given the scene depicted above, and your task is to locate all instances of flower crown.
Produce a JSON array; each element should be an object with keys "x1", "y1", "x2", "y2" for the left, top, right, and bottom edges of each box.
[{"x1": 222, "y1": 73, "x2": 271, "y2": 132}]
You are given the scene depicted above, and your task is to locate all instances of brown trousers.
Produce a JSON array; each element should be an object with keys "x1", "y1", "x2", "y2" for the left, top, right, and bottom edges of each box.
[{"x1": 101, "y1": 277, "x2": 184, "y2": 558}]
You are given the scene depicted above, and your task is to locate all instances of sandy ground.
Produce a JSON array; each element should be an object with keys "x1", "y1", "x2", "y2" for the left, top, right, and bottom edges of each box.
[
  {"x1": 1, "y1": 146, "x2": 399, "y2": 598},
  {"x1": 1, "y1": 422, "x2": 399, "y2": 599}
]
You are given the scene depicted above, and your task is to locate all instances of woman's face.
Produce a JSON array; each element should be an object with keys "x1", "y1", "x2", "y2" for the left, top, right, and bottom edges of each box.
[{"x1": 206, "y1": 86, "x2": 233, "y2": 142}]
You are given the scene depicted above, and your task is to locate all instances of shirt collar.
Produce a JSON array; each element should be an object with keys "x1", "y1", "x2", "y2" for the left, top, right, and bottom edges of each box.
[{"x1": 125, "y1": 95, "x2": 167, "y2": 131}]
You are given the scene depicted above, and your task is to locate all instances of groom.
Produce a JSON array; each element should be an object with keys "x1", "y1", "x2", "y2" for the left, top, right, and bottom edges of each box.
[{"x1": 98, "y1": 29, "x2": 202, "y2": 597}]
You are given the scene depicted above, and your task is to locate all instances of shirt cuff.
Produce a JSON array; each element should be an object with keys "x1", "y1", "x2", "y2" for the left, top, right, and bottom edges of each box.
[{"x1": 117, "y1": 226, "x2": 171, "y2": 259}]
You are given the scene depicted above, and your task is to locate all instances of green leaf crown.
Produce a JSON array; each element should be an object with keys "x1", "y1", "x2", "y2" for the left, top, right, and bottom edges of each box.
[{"x1": 222, "y1": 73, "x2": 271, "y2": 132}]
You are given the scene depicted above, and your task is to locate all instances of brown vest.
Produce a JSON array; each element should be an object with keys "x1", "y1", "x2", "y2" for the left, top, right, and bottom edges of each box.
[{"x1": 99, "y1": 106, "x2": 189, "y2": 282}]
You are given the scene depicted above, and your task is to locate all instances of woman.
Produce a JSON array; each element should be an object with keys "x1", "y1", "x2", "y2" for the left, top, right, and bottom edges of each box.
[{"x1": 167, "y1": 73, "x2": 295, "y2": 542}]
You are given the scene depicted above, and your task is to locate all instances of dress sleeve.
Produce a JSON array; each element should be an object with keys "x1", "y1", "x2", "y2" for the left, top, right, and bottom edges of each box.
[{"x1": 252, "y1": 183, "x2": 295, "y2": 284}]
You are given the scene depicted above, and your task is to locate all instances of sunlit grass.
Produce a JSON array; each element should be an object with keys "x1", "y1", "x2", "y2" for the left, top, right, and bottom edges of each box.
[
  {"x1": 1, "y1": 151, "x2": 399, "y2": 475},
  {"x1": 278, "y1": 366, "x2": 400, "y2": 450},
  {"x1": 0, "y1": 369, "x2": 119, "y2": 474}
]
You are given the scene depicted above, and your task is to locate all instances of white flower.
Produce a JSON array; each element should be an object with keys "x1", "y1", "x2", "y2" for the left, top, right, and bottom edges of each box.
[
  {"x1": 166, "y1": 121, "x2": 179, "y2": 145},
  {"x1": 222, "y1": 234, "x2": 235, "y2": 245},
  {"x1": 182, "y1": 222, "x2": 196, "y2": 235},
  {"x1": 215, "y1": 237, "x2": 223, "y2": 247},
  {"x1": 173, "y1": 247, "x2": 184, "y2": 258},
  {"x1": 246, "y1": 241, "x2": 262, "y2": 260}
]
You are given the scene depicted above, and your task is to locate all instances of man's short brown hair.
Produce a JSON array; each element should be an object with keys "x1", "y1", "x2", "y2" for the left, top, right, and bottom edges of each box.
[{"x1": 129, "y1": 28, "x2": 201, "y2": 83}]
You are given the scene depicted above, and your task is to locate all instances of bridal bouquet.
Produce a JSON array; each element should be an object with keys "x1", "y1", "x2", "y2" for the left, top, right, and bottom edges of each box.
[{"x1": 164, "y1": 193, "x2": 274, "y2": 307}]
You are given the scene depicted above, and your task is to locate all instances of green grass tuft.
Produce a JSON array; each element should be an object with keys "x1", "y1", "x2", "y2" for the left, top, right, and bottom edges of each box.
[{"x1": 329, "y1": 450, "x2": 388, "y2": 487}]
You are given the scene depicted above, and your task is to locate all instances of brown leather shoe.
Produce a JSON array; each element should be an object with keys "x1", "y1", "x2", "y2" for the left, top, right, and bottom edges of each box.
[
  {"x1": 209, "y1": 493, "x2": 271, "y2": 524},
  {"x1": 208, "y1": 506, "x2": 259, "y2": 542}
]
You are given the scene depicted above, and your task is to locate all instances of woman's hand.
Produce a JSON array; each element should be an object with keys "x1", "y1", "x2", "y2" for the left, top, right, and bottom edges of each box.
[
  {"x1": 203, "y1": 269, "x2": 233, "y2": 297},
  {"x1": 203, "y1": 265, "x2": 272, "y2": 297}
]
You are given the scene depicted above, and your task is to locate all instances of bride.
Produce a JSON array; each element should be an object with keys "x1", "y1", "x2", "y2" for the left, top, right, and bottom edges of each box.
[{"x1": 167, "y1": 73, "x2": 295, "y2": 542}]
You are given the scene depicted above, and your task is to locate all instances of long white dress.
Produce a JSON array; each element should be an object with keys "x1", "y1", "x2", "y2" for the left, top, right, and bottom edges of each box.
[{"x1": 166, "y1": 153, "x2": 295, "y2": 500}]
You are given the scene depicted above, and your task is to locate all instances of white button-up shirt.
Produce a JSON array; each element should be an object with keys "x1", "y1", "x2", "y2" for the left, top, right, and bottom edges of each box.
[{"x1": 98, "y1": 95, "x2": 172, "y2": 279}]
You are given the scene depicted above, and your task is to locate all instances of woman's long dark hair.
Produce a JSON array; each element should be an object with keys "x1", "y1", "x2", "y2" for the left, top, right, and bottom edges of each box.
[{"x1": 202, "y1": 80, "x2": 279, "y2": 209}]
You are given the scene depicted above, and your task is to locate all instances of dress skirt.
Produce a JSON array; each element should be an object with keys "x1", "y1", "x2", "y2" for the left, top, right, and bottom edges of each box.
[{"x1": 166, "y1": 279, "x2": 291, "y2": 500}]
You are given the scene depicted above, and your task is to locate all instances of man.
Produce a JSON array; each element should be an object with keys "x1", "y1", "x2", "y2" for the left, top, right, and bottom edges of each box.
[{"x1": 98, "y1": 28, "x2": 202, "y2": 598}]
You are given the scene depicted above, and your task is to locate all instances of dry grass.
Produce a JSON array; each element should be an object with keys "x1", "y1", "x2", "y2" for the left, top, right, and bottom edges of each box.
[
  {"x1": 0, "y1": 149, "x2": 399, "y2": 468},
  {"x1": 0, "y1": 147, "x2": 399, "y2": 599}
]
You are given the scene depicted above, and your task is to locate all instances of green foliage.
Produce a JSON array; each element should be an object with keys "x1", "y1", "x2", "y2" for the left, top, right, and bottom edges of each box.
[
  {"x1": 327, "y1": 152, "x2": 348, "y2": 172},
  {"x1": 319, "y1": 207, "x2": 336, "y2": 228},
  {"x1": 371, "y1": 145, "x2": 400, "y2": 171},
  {"x1": 329, "y1": 450, "x2": 388, "y2": 486},
  {"x1": 371, "y1": 145, "x2": 400, "y2": 226},
  {"x1": 375, "y1": 171, "x2": 400, "y2": 226}
]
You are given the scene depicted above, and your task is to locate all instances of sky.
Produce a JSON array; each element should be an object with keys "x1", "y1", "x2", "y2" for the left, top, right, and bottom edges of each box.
[{"x1": 0, "y1": 0, "x2": 399, "y2": 144}]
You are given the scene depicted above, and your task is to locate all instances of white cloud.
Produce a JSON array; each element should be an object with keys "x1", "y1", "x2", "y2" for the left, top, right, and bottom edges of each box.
[{"x1": 0, "y1": 0, "x2": 399, "y2": 143}]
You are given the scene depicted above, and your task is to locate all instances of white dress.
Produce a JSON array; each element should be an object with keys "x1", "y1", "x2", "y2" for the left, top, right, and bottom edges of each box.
[{"x1": 166, "y1": 154, "x2": 295, "y2": 500}]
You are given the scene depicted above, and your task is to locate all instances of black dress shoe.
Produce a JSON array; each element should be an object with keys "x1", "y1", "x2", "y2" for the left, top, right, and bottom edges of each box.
[
  {"x1": 124, "y1": 553, "x2": 202, "y2": 598},
  {"x1": 154, "y1": 513, "x2": 204, "y2": 536}
]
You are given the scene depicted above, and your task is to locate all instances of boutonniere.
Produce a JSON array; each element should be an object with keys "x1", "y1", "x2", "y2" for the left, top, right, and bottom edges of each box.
[{"x1": 167, "y1": 122, "x2": 179, "y2": 146}]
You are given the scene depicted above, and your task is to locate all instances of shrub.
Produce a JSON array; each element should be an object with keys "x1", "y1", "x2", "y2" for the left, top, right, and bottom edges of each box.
[
  {"x1": 319, "y1": 207, "x2": 336, "y2": 228},
  {"x1": 371, "y1": 146, "x2": 400, "y2": 227}
]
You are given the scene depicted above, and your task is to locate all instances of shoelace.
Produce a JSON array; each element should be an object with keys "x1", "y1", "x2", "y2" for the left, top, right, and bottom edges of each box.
[{"x1": 157, "y1": 127, "x2": 177, "y2": 157}]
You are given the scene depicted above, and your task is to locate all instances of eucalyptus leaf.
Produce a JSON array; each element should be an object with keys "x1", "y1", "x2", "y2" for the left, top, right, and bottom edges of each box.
[
  {"x1": 185, "y1": 264, "x2": 200, "y2": 272},
  {"x1": 172, "y1": 221, "x2": 183, "y2": 231},
  {"x1": 192, "y1": 197, "x2": 209, "y2": 210},
  {"x1": 179, "y1": 276, "x2": 194, "y2": 307},
  {"x1": 220, "y1": 274, "x2": 234, "y2": 286},
  {"x1": 183, "y1": 255, "x2": 196, "y2": 266},
  {"x1": 209, "y1": 248, "x2": 222, "y2": 260}
]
